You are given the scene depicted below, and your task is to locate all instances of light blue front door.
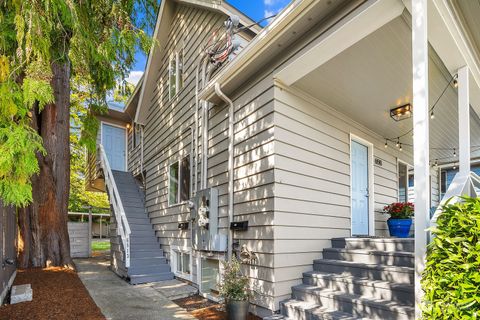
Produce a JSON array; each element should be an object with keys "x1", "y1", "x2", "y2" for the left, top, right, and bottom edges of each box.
[
  {"x1": 102, "y1": 123, "x2": 126, "y2": 171},
  {"x1": 351, "y1": 140, "x2": 370, "y2": 235}
]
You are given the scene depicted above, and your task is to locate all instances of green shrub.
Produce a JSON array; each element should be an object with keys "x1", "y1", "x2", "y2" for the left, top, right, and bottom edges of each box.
[
  {"x1": 422, "y1": 196, "x2": 480, "y2": 319},
  {"x1": 219, "y1": 256, "x2": 251, "y2": 302}
]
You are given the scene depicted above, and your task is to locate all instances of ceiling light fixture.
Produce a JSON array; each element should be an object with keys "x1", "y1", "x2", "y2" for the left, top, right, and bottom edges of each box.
[{"x1": 390, "y1": 103, "x2": 413, "y2": 121}]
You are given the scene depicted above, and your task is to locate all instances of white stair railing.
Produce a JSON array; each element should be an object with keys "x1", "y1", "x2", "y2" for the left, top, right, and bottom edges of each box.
[
  {"x1": 98, "y1": 144, "x2": 131, "y2": 268},
  {"x1": 430, "y1": 171, "x2": 478, "y2": 233}
]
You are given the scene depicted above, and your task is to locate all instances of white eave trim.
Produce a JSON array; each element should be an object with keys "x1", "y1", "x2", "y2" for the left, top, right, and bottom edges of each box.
[
  {"x1": 134, "y1": 0, "x2": 166, "y2": 125},
  {"x1": 275, "y1": 0, "x2": 405, "y2": 86},
  {"x1": 427, "y1": 0, "x2": 480, "y2": 115}
]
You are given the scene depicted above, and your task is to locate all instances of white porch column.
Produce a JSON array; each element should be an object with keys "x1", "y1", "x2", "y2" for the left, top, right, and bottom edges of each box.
[
  {"x1": 412, "y1": 0, "x2": 429, "y2": 318},
  {"x1": 458, "y1": 66, "x2": 470, "y2": 176}
]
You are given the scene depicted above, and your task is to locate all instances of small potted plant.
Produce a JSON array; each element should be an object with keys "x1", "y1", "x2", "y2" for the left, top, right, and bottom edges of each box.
[
  {"x1": 383, "y1": 202, "x2": 414, "y2": 238},
  {"x1": 219, "y1": 256, "x2": 251, "y2": 320}
]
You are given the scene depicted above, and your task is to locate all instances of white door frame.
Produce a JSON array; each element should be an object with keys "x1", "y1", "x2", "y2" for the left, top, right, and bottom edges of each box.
[
  {"x1": 349, "y1": 134, "x2": 375, "y2": 236},
  {"x1": 100, "y1": 121, "x2": 128, "y2": 171},
  {"x1": 397, "y1": 159, "x2": 413, "y2": 202}
]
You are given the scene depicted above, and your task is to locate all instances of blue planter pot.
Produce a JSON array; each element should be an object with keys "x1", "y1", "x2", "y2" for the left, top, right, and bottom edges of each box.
[{"x1": 387, "y1": 218, "x2": 412, "y2": 238}]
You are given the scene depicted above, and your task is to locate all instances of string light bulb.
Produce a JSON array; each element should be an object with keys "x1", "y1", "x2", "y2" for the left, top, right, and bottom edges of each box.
[
  {"x1": 453, "y1": 79, "x2": 458, "y2": 88},
  {"x1": 396, "y1": 138, "x2": 400, "y2": 148},
  {"x1": 434, "y1": 159, "x2": 438, "y2": 167},
  {"x1": 453, "y1": 148, "x2": 457, "y2": 157},
  {"x1": 399, "y1": 143, "x2": 403, "y2": 151},
  {"x1": 453, "y1": 163, "x2": 457, "y2": 170},
  {"x1": 430, "y1": 110, "x2": 435, "y2": 119},
  {"x1": 384, "y1": 140, "x2": 388, "y2": 148}
]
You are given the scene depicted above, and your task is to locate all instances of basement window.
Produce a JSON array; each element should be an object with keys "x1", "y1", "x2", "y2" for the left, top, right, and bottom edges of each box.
[
  {"x1": 171, "y1": 248, "x2": 191, "y2": 279},
  {"x1": 168, "y1": 155, "x2": 190, "y2": 205}
]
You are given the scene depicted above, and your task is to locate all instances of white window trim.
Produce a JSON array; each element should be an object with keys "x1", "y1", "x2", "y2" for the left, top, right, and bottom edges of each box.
[
  {"x1": 397, "y1": 159, "x2": 412, "y2": 202},
  {"x1": 170, "y1": 245, "x2": 193, "y2": 281},
  {"x1": 168, "y1": 49, "x2": 184, "y2": 100},
  {"x1": 167, "y1": 154, "x2": 190, "y2": 207}
]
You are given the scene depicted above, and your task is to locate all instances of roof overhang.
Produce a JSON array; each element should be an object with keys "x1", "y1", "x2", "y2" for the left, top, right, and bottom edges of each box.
[
  {"x1": 199, "y1": 0, "x2": 366, "y2": 103},
  {"x1": 275, "y1": 0, "x2": 405, "y2": 86},
  {"x1": 135, "y1": 0, "x2": 261, "y2": 125}
]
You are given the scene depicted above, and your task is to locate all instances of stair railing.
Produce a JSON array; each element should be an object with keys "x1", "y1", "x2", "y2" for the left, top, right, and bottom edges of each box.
[
  {"x1": 98, "y1": 144, "x2": 131, "y2": 268},
  {"x1": 430, "y1": 171, "x2": 478, "y2": 238}
]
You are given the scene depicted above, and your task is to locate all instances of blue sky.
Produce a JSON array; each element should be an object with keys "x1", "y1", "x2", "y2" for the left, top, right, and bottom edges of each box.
[{"x1": 126, "y1": 0, "x2": 291, "y2": 86}]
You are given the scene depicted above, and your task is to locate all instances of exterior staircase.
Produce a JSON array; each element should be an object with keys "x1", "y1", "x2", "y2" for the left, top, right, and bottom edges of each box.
[
  {"x1": 109, "y1": 170, "x2": 174, "y2": 285},
  {"x1": 267, "y1": 237, "x2": 414, "y2": 320}
]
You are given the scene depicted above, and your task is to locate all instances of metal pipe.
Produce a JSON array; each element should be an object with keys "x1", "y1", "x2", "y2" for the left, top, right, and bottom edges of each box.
[
  {"x1": 214, "y1": 83, "x2": 234, "y2": 260},
  {"x1": 194, "y1": 64, "x2": 200, "y2": 194}
]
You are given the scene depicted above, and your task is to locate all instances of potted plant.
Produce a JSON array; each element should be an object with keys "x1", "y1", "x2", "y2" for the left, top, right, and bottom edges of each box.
[
  {"x1": 383, "y1": 202, "x2": 414, "y2": 238},
  {"x1": 219, "y1": 256, "x2": 251, "y2": 320}
]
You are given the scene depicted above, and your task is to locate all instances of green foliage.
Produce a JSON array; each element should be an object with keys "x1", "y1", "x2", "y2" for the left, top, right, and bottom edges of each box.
[
  {"x1": 0, "y1": 124, "x2": 45, "y2": 206},
  {"x1": 422, "y1": 197, "x2": 480, "y2": 319},
  {"x1": 92, "y1": 241, "x2": 110, "y2": 252},
  {"x1": 69, "y1": 104, "x2": 108, "y2": 213},
  {"x1": 219, "y1": 256, "x2": 252, "y2": 302},
  {"x1": 0, "y1": 0, "x2": 158, "y2": 206}
]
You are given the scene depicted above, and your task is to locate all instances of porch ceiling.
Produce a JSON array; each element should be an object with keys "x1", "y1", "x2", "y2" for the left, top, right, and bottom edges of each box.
[{"x1": 293, "y1": 14, "x2": 480, "y2": 164}]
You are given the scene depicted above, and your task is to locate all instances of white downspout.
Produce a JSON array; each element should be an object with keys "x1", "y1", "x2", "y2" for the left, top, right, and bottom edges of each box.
[{"x1": 214, "y1": 83, "x2": 234, "y2": 260}]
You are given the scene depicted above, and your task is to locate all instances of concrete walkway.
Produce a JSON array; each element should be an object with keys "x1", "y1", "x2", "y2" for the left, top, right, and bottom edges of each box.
[{"x1": 75, "y1": 256, "x2": 195, "y2": 320}]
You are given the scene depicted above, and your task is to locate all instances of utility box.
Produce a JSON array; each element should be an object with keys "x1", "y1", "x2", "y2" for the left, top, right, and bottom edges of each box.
[{"x1": 191, "y1": 188, "x2": 226, "y2": 252}]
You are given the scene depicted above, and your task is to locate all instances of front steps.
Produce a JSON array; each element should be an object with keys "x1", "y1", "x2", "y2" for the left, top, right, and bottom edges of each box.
[
  {"x1": 110, "y1": 170, "x2": 174, "y2": 284},
  {"x1": 269, "y1": 237, "x2": 414, "y2": 320}
]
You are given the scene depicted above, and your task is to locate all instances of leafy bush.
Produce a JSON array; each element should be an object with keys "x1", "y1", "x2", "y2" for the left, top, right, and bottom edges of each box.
[
  {"x1": 219, "y1": 256, "x2": 251, "y2": 302},
  {"x1": 422, "y1": 197, "x2": 480, "y2": 319}
]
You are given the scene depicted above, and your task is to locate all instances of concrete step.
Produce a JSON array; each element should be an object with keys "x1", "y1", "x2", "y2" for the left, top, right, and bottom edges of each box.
[
  {"x1": 322, "y1": 248, "x2": 414, "y2": 268},
  {"x1": 303, "y1": 271, "x2": 414, "y2": 305},
  {"x1": 313, "y1": 259, "x2": 413, "y2": 284},
  {"x1": 292, "y1": 285, "x2": 414, "y2": 320},
  {"x1": 331, "y1": 238, "x2": 414, "y2": 253},
  {"x1": 281, "y1": 299, "x2": 367, "y2": 320},
  {"x1": 128, "y1": 263, "x2": 171, "y2": 274},
  {"x1": 129, "y1": 272, "x2": 174, "y2": 284}
]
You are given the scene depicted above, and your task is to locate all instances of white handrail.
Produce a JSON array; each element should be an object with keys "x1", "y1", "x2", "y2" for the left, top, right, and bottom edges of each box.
[
  {"x1": 98, "y1": 144, "x2": 131, "y2": 268},
  {"x1": 430, "y1": 171, "x2": 477, "y2": 233}
]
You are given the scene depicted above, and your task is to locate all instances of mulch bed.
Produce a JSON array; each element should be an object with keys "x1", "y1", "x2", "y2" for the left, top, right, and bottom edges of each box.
[
  {"x1": 173, "y1": 295, "x2": 261, "y2": 320},
  {"x1": 0, "y1": 267, "x2": 105, "y2": 320}
]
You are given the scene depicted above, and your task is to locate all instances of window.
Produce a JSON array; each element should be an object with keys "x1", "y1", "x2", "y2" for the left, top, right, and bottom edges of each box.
[
  {"x1": 168, "y1": 50, "x2": 184, "y2": 99},
  {"x1": 408, "y1": 174, "x2": 414, "y2": 188},
  {"x1": 398, "y1": 162, "x2": 408, "y2": 202},
  {"x1": 133, "y1": 124, "x2": 142, "y2": 148},
  {"x1": 172, "y1": 249, "x2": 191, "y2": 278},
  {"x1": 168, "y1": 155, "x2": 190, "y2": 205}
]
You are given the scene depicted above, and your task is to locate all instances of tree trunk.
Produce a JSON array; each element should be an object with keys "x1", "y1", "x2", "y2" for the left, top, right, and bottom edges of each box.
[{"x1": 17, "y1": 60, "x2": 73, "y2": 269}]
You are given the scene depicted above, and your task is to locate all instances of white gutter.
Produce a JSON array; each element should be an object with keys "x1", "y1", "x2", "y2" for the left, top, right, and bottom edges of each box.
[{"x1": 214, "y1": 83, "x2": 234, "y2": 260}]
